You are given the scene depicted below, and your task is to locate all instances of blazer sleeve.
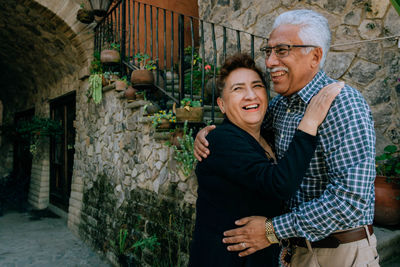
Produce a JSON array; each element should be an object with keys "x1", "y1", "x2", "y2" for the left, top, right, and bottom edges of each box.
[{"x1": 199, "y1": 127, "x2": 317, "y2": 200}]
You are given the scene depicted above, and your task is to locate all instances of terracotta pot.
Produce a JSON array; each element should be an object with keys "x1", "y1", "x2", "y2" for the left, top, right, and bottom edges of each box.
[
  {"x1": 115, "y1": 80, "x2": 127, "y2": 91},
  {"x1": 374, "y1": 175, "x2": 400, "y2": 226},
  {"x1": 130, "y1": 70, "x2": 154, "y2": 86},
  {"x1": 175, "y1": 107, "x2": 204, "y2": 123},
  {"x1": 100, "y1": 50, "x2": 120, "y2": 64},
  {"x1": 125, "y1": 86, "x2": 137, "y2": 102},
  {"x1": 77, "y1": 9, "x2": 94, "y2": 24}
]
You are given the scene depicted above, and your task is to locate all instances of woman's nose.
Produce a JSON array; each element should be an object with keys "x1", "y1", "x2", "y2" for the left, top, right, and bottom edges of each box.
[{"x1": 244, "y1": 88, "x2": 257, "y2": 99}]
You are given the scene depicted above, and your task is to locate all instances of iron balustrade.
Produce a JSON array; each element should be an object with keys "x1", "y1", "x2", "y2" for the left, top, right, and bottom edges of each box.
[{"x1": 94, "y1": 0, "x2": 269, "y2": 123}]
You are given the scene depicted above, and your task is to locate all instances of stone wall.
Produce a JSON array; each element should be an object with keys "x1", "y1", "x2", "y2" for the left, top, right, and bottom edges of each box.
[
  {"x1": 74, "y1": 87, "x2": 197, "y2": 266},
  {"x1": 198, "y1": 0, "x2": 400, "y2": 151}
]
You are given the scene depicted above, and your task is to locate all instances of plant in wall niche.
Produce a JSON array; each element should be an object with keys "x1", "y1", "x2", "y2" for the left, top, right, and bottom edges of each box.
[
  {"x1": 15, "y1": 116, "x2": 62, "y2": 155},
  {"x1": 173, "y1": 120, "x2": 196, "y2": 177},
  {"x1": 110, "y1": 225, "x2": 159, "y2": 266}
]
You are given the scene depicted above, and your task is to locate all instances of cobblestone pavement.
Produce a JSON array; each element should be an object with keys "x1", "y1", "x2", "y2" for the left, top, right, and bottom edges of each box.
[{"x1": 0, "y1": 210, "x2": 111, "y2": 267}]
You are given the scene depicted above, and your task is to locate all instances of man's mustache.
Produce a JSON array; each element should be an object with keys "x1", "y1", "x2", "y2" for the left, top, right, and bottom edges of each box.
[{"x1": 267, "y1": 67, "x2": 289, "y2": 73}]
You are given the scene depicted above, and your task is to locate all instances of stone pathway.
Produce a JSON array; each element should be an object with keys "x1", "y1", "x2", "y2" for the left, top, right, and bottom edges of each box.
[
  {"x1": 1, "y1": 209, "x2": 399, "y2": 266},
  {"x1": 0, "y1": 210, "x2": 110, "y2": 267}
]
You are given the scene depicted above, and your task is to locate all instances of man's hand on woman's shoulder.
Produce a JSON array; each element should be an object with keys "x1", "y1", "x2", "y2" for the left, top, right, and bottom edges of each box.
[{"x1": 194, "y1": 125, "x2": 216, "y2": 161}]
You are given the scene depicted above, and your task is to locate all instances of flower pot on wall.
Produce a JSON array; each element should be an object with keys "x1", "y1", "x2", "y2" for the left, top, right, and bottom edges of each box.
[
  {"x1": 100, "y1": 50, "x2": 120, "y2": 65},
  {"x1": 175, "y1": 107, "x2": 204, "y2": 123},
  {"x1": 130, "y1": 70, "x2": 154, "y2": 86},
  {"x1": 115, "y1": 80, "x2": 127, "y2": 91},
  {"x1": 374, "y1": 175, "x2": 400, "y2": 226},
  {"x1": 124, "y1": 86, "x2": 136, "y2": 102}
]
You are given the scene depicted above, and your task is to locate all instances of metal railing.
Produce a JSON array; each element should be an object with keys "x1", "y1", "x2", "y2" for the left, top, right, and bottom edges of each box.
[{"x1": 94, "y1": 0, "x2": 269, "y2": 122}]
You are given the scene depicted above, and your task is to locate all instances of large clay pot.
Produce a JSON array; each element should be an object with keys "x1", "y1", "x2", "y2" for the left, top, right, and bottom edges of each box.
[
  {"x1": 374, "y1": 175, "x2": 400, "y2": 226},
  {"x1": 100, "y1": 50, "x2": 120, "y2": 64},
  {"x1": 130, "y1": 70, "x2": 154, "y2": 86},
  {"x1": 76, "y1": 9, "x2": 94, "y2": 24}
]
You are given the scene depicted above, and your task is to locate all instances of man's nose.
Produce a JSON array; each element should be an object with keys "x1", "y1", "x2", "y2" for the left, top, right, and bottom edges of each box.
[{"x1": 265, "y1": 52, "x2": 279, "y2": 68}]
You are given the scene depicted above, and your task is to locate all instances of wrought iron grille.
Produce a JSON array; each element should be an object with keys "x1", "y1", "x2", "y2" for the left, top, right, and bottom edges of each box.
[{"x1": 94, "y1": 0, "x2": 269, "y2": 122}]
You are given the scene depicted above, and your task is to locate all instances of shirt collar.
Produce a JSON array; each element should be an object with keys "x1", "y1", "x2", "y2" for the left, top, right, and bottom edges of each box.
[{"x1": 294, "y1": 70, "x2": 329, "y2": 104}]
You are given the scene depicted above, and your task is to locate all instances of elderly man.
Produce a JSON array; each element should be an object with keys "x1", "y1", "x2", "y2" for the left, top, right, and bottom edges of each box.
[{"x1": 194, "y1": 9, "x2": 378, "y2": 267}]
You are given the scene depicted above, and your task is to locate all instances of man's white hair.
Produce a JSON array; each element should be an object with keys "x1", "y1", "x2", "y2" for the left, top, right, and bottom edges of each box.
[{"x1": 272, "y1": 9, "x2": 331, "y2": 68}]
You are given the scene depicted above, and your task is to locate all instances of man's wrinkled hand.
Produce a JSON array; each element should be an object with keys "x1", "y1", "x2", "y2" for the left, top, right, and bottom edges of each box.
[
  {"x1": 194, "y1": 125, "x2": 216, "y2": 161},
  {"x1": 222, "y1": 216, "x2": 270, "y2": 257}
]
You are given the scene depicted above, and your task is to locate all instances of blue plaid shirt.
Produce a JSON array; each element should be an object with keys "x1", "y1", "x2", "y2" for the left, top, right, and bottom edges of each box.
[{"x1": 263, "y1": 71, "x2": 376, "y2": 242}]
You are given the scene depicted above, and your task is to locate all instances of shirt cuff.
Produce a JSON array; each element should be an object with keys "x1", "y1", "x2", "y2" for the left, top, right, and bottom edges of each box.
[{"x1": 272, "y1": 213, "x2": 297, "y2": 239}]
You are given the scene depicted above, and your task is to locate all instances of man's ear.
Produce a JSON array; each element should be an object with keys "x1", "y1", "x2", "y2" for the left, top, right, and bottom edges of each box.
[
  {"x1": 217, "y1": 97, "x2": 225, "y2": 114},
  {"x1": 311, "y1": 47, "x2": 323, "y2": 69}
]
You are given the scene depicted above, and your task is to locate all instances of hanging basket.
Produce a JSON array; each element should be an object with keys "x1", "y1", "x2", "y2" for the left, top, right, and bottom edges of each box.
[
  {"x1": 76, "y1": 9, "x2": 94, "y2": 24},
  {"x1": 100, "y1": 50, "x2": 120, "y2": 65}
]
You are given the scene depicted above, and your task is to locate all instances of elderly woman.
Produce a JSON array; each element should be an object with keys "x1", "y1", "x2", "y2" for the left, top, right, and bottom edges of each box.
[{"x1": 188, "y1": 54, "x2": 342, "y2": 266}]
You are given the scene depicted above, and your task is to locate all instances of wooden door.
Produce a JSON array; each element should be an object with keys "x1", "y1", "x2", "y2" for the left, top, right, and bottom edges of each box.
[{"x1": 50, "y1": 92, "x2": 76, "y2": 211}]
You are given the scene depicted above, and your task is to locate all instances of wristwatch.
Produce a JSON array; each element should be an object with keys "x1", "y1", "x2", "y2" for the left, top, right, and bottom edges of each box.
[{"x1": 265, "y1": 218, "x2": 279, "y2": 244}]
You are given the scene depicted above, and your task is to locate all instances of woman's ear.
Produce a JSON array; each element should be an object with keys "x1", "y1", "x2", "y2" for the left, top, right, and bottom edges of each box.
[{"x1": 217, "y1": 97, "x2": 225, "y2": 114}]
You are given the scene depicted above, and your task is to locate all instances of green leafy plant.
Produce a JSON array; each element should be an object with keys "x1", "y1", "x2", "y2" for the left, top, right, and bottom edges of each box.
[
  {"x1": 88, "y1": 73, "x2": 103, "y2": 104},
  {"x1": 149, "y1": 110, "x2": 176, "y2": 128},
  {"x1": 173, "y1": 120, "x2": 196, "y2": 176},
  {"x1": 180, "y1": 97, "x2": 201, "y2": 109},
  {"x1": 376, "y1": 145, "x2": 400, "y2": 178},
  {"x1": 90, "y1": 51, "x2": 102, "y2": 74},
  {"x1": 183, "y1": 46, "x2": 216, "y2": 95},
  {"x1": 15, "y1": 116, "x2": 62, "y2": 155},
  {"x1": 110, "y1": 226, "x2": 159, "y2": 257},
  {"x1": 133, "y1": 53, "x2": 157, "y2": 70}
]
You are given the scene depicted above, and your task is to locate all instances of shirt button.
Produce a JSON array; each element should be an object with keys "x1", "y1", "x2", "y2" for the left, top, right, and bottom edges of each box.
[
  {"x1": 287, "y1": 108, "x2": 291, "y2": 113},
  {"x1": 281, "y1": 133, "x2": 284, "y2": 138}
]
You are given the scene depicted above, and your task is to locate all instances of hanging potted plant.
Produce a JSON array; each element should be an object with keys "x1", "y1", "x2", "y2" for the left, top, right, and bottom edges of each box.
[
  {"x1": 86, "y1": 52, "x2": 103, "y2": 104},
  {"x1": 15, "y1": 116, "x2": 63, "y2": 156},
  {"x1": 101, "y1": 42, "x2": 120, "y2": 65},
  {"x1": 173, "y1": 98, "x2": 204, "y2": 123},
  {"x1": 76, "y1": 3, "x2": 94, "y2": 24},
  {"x1": 130, "y1": 53, "x2": 157, "y2": 86},
  {"x1": 374, "y1": 144, "x2": 400, "y2": 226},
  {"x1": 89, "y1": 0, "x2": 113, "y2": 22}
]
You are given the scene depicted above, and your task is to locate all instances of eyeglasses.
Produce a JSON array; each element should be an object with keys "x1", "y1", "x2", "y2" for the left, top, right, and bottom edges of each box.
[{"x1": 260, "y1": 44, "x2": 319, "y2": 58}]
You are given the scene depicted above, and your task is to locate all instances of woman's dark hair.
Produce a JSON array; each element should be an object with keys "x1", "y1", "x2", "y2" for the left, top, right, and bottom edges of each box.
[{"x1": 216, "y1": 53, "x2": 267, "y2": 97}]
